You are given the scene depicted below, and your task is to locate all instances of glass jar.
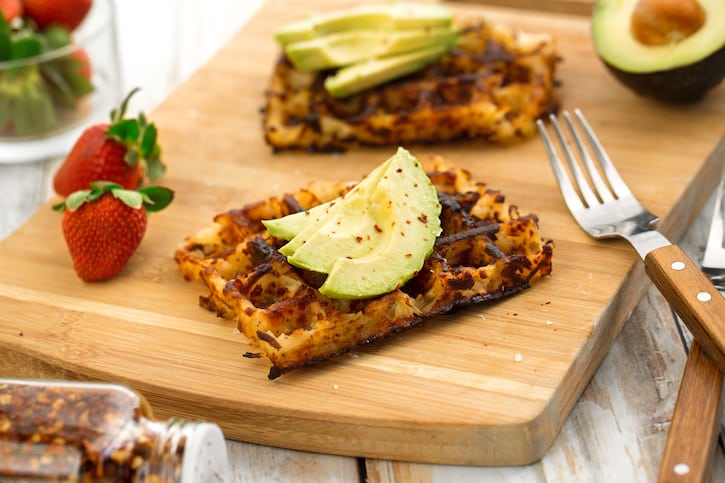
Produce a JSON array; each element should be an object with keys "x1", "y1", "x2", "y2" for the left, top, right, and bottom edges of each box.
[
  {"x1": 0, "y1": 378, "x2": 229, "y2": 482},
  {"x1": 0, "y1": 0, "x2": 122, "y2": 164}
]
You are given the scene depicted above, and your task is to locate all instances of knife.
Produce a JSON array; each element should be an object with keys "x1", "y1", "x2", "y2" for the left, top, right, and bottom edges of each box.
[{"x1": 659, "y1": 176, "x2": 725, "y2": 483}]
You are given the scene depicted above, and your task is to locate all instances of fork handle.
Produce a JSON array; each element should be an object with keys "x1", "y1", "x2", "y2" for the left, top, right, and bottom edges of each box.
[
  {"x1": 658, "y1": 341, "x2": 723, "y2": 482},
  {"x1": 645, "y1": 244, "x2": 725, "y2": 372}
]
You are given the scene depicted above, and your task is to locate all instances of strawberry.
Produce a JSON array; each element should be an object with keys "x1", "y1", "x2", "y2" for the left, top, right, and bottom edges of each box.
[
  {"x1": 53, "y1": 182, "x2": 174, "y2": 282},
  {"x1": 22, "y1": 0, "x2": 92, "y2": 31},
  {"x1": 0, "y1": 0, "x2": 22, "y2": 22},
  {"x1": 53, "y1": 88, "x2": 165, "y2": 196},
  {"x1": 71, "y1": 47, "x2": 91, "y2": 81}
]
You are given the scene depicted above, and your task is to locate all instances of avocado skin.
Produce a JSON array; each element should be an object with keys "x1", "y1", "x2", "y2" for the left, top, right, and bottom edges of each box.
[{"x1": 601, "y1": 45, "x2": 725, "y2": 103}]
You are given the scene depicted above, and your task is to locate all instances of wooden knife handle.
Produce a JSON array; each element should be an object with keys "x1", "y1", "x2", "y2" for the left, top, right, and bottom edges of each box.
[
  {"x1": 658, "y1": 341, "x2": 723, "y2": 483},
  {"x1": 645, "y1": 245, "x2": 725, "y2": 373}
]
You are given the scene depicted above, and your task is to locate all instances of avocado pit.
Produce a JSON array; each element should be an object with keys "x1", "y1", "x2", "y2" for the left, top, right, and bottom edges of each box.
[{"x1": 630, "y1": 0, "x2": 704, "y2": 46}]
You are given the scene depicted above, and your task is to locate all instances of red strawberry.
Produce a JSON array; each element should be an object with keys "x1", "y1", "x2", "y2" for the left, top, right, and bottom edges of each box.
[
  {"x1": 53, "y1": 88, "x2": 165, "y2": 197},
  {"x1": 53, "y1": 182, "x2": 174, "y2": 282},
  {"x1": 22, "y1": 0, "x2": 92, "y2": 31},
  {"x1": 0, "y1": 0, "x2": 23, "y2": 22},
  {"x1": 71, "y1": 47, "x2": 92, "y2": 81}
]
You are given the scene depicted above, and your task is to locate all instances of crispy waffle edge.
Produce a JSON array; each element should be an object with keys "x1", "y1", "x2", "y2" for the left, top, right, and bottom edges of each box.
[{"x1": 174, "y1": 156, "x2": 554, "y2": 379}]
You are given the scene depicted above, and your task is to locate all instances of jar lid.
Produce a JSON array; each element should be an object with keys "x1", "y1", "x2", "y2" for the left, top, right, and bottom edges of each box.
[{"x1": 180, "y1": 422, "x2": 229, "y2": 483}]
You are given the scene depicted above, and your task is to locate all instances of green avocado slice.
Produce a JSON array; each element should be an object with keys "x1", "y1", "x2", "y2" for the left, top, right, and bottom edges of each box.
[
  {"x1": 270, "y1": 147, "x2": 441, "y2": 300},
  {"x1": 263, "y1": 199, "x2": 338, "y2": 241},
  {"x1": 324, "y1": 44, "x2": 449, "y2": 98},
  {"x1": 275, "y1": 155, "x2": 392, "y2": 258},
  {"x1": 317, "y1": 148, "x2": 441, "y2": 299},
  {"x1": 284, "y1": 26, "x2": 459, "y2": 72},
  {"x1": 274, "y1": 3, "x2": 453, "y2": 47}
]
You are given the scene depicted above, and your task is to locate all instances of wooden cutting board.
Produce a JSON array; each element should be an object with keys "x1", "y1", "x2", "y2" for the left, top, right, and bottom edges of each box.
[{"x1": 1, "y1": 0, "x2": 723, "y2": 466}]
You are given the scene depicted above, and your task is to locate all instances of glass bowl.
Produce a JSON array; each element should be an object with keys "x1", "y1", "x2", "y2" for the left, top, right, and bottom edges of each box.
[{"x1": 0, "y1": 0, "x2": 121, "y2": 164}]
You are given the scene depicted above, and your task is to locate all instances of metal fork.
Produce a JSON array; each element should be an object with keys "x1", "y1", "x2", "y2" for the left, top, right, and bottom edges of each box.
[
  {"x1": 538, "y1": 110, "x2": 725, "y2": 482},
  {"x1": 536, "y1": 108, "x2": 725, "y2": 372}
]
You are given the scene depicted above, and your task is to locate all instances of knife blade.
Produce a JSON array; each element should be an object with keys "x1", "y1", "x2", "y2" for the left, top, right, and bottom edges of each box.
[
  {"x1": 703, "y1": 178, "x2": 725, "y2": 288},
  {"x1": 659, "y1": 175, "x2": 725, "y2": 483}
]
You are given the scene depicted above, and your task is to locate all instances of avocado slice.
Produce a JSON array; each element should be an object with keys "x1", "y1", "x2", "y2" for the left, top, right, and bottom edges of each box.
[
  {"x1": 267, "y1": 147, "x2": 441, "y2": 300},
  {"x1": 317, "y1": 150, "x2": 441, "y2": 300},
  {"x1": 284, "y1": 156, "x2": 397, "y2": 273},
  {"x1": 284, "y1": 26, "x2": 459, "y2": 72},
  {"x1": 263, "y1": 199, "x2": 338, "y2": 241},
  {"x1": 274, "y1": 3, "x2": 453, "y2": 47},
  {"x1": 592, "y1": 0, "x2": 725, "y2": 102},
  {"x1": 274, "y1": 156, "x2": 392, "y2": 258},
  {"x1": 324, "y1": 44, "x2": 449, "y2": 98}
]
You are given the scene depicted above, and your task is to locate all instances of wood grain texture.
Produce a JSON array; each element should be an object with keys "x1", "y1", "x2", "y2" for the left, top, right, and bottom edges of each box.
[
  {"x1": 0, "y1": 0, "x2": 724, "y2": 467},
  {"x1": 658, "y1": 342, "x2": 723, "y2": 483},
  {"x1": 452, "y1": 0, "x2": 595, "y2": 16}
]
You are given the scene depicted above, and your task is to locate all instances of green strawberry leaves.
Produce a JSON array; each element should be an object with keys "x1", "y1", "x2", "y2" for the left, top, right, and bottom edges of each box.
[
  {"x1": 138, "y1": 185, "x2": 174, "y2": 212},
  {"x1": 53, "y1": 182, "x2": 175, "y2": 213},
  {"x1": 8, "y1": 35, "x2": 43, "y2": 60},
  {"x1": 106, "y1": 88, "x2": 166, "y2": 182},
  {"x1": 1, "y1": 17, "x2": 69, "y2": 63},
  {"x1": 0, "y1": 15, "x2": 10, "y2": 61}
]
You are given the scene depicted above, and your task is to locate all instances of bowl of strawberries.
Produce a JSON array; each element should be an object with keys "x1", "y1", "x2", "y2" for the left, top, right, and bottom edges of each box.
[{"x1": 0, "y1": 0, "x2": 121, "y2": 163}]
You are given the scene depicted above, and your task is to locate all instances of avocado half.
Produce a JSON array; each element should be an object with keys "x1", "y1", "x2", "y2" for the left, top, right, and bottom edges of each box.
[{"x1": 592, "y1": 0, "x2": 725, "y2": 103}]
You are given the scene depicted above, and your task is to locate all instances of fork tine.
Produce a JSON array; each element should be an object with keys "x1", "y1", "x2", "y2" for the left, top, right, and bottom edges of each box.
[
  {"x1": 536, "y1": 119, "x2": 585, "y2": 213},
  {"x1": 548, "y1": 114, "x2": 601, "y2": 208},
  {"x1": 562, "y1": 111, "x2": 615, "y2": 203},
  {"x1": 572, "y1": 108, "x2": 634, "y2": 200}
]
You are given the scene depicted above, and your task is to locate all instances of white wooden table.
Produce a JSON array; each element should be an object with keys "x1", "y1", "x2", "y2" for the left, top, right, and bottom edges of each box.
[{"x1": 2, "y1": 1, "x2": 724, "y2": 481}]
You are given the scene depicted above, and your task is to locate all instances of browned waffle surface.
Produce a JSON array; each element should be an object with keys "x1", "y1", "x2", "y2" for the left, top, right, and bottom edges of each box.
[
  {"x1": 262, "y1": 19, "x2": 560, "y2": 152},
  {"x1": 175, "y1": 156, "x2": 554, "y2": 379}
]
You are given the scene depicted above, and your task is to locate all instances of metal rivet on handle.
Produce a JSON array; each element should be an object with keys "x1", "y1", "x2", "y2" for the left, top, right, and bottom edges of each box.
[
  {"x1": 671, "y1": 261, "x2": 686, "y2": 271},
  {"x1": 697, "y1": 292, "x2": 713, "y2": 302},
  {"x1": 673, "y1": 463, "x2": 690, "y2": 475}
]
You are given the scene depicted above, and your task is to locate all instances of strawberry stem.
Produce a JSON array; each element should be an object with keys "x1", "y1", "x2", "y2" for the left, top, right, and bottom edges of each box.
[
  {"x1": 105, "y1": 88, "x2": 165, "y2": 183},
  {"x1": 110, "y1": 87, "x2": 139, "y2": 123}
]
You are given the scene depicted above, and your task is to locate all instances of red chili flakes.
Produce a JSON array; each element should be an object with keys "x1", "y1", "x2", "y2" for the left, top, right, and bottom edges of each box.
[{"x1": 0, "y1": 381, "x2": 186, "y2": 481}]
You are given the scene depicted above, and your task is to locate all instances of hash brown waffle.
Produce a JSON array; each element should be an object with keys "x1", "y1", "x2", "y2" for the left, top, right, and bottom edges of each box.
[
  {"x1": 262, "y1": 19, "x2": 560, "y2": 152},
  {"x1": 175, "y1": 156, "x2": 554, "y2": 379}
]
